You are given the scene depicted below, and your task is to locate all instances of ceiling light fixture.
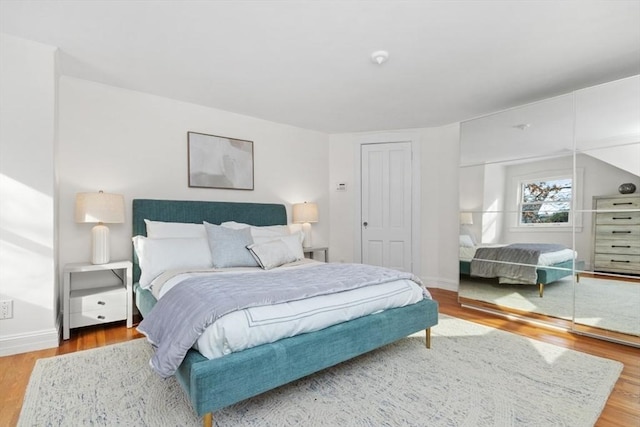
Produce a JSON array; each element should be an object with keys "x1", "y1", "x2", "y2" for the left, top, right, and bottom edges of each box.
[
  {"x1": 371, "y1": 50, "x2": 389, "y2": 65},
  {"x1": 514, "y1": 123, "x2": 532, "y2": 130}
]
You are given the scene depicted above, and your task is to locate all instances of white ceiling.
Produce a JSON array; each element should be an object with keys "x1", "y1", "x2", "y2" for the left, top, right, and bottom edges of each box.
[{"x1": 1, "y1": 1, "x2": 639, "y2": 133}]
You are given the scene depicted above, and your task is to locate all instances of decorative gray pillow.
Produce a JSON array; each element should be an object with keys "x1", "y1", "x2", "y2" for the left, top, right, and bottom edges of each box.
[
  {"x1": 204, "y1": 222, "x2": 258, "y2": 268},
  {"x1": 248, "y1": 239, "x2": 297, "y2": 270}
]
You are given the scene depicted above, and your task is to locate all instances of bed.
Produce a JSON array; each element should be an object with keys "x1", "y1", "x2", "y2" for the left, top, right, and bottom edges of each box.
[
  {"x1": 458, "y1": 237, "x2": 583, "y2": 297},
  {"x1": 132, "y1": 199, "x2": 439, "y2": 427}
]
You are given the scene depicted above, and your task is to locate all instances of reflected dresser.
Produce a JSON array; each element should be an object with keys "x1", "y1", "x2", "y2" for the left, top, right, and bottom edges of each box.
[{"x1": 592, "y1": 194, "x2": 640, "y2": 275}]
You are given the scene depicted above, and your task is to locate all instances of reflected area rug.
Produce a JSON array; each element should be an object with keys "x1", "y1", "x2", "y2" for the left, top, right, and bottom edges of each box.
[
  {"x1": 459, "y1": 275, "x2": 640, "y2": 336},
  {"x1": 19, "y1": 315, "x2": 622, "y2": 426}
]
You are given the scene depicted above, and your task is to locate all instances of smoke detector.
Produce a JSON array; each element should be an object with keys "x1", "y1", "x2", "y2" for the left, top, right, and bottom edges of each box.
[{"x1": 371, "y1": 50, "x2": 389, "y2": 65}]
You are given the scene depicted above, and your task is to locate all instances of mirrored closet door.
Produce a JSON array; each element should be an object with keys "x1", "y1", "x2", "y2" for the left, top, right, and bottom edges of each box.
[{"x1": 459, "y1": 75, "x2": 640, "y2": 346}]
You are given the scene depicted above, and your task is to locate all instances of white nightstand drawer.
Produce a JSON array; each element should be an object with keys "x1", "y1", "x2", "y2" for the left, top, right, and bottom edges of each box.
[
  {"x1": 70, "y1": 305, "x2": 127, "y2": 328},
  {"x1": 70, "y1": 285, "x2": 126, "y2": 314},
  {"x1": 63, "y1": 260, "x2": 132, "y2": 340}
]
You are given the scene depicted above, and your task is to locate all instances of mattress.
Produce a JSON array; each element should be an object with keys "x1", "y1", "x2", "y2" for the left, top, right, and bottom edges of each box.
[{"x1": 148, "y1": 260, "x2": 427, "y2": 359}]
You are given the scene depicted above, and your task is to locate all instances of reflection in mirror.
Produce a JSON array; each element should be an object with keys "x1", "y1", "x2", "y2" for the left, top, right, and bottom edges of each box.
[
  {"x1": 458, "y1": 209, "x2": 576, "y2": 322},
  {"x1": 459, "y1": 75, "x2": 640, "y2": 346},
  {"x1": 575, "y1": 75, "x2": 640, "y2": 151},
  {"x1": 574, "y1": 143, "x2": 639, "y2": 343},
  {"x1": 572, "y1": 270, "x2": 640, "y2": 343},
  {"x1": 460, "y1": 94, "x2": 574, "y2": 167}
]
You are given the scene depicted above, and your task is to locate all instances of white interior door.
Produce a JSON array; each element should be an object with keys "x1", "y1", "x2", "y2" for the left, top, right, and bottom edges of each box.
[{"x1": 361, "y1": 142, "x2": 412, "y2": 272}]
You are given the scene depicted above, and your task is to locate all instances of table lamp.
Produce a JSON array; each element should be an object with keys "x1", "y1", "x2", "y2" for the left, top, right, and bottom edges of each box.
[
  {"x1": 293, "y1": 202, "x2": 318, "y2": 248},
  {"x1": 75, "y1": 191, "x2": 125, "y2": 264}
]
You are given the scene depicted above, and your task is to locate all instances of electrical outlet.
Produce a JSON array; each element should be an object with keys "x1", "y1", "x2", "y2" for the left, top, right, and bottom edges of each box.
[{"x1": 0, "y1": 300, "x2": 13, "y2": 319}]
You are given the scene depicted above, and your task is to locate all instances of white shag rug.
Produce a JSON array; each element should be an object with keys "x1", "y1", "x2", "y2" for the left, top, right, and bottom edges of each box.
[
  {"x1": 18, "y1": 315, "x2": 623, "y2": 427},
  {"x1": 459, "y1": 275, "x2": 640, "y2": 336}
]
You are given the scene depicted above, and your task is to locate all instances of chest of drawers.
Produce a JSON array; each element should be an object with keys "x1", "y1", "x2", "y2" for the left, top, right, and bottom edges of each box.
[{"x1": 592, "y1": 194, "x2": 640, "y2": 275}]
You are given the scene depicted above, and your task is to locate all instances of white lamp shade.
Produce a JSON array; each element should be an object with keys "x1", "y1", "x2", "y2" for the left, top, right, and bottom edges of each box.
[
  {"x1": 75, "y1": 192, "x2": 125, "y2": 224},
  {"x1": 459, "y1": 212, "x2": 474, "y2": 225},
  {"x1": 292, "y1": 202, "x2": 318, "y2": 224}
]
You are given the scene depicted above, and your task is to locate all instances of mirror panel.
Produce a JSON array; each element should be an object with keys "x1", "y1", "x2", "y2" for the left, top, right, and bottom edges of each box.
[
  {"x1": 459, "y1": 76, "x2": 640, "y2": 346},
  {"x1": 574, "y1": 143, "x2": 639, "y2": 344},
  {"x1": 460, "y1": 94, "x2": 574, "y2": 167}
]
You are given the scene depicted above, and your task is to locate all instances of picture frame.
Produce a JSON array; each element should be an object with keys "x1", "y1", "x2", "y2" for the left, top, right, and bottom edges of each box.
[{"x1": 187, "y1": 131, "x2": 254, "y2": 190}]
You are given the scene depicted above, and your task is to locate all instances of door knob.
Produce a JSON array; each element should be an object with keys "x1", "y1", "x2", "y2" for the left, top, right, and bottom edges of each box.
[{"x1": 363, "y1": 221, "x2": 368, "y2": 228}]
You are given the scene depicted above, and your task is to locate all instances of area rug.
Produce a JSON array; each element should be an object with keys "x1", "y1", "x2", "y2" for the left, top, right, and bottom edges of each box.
[
  {"x1": 18, "y1": 315, "x2": 623, "y2": 427},
  {"x1": 459, "y1": 275, "x2": 640, "y2": 336}
]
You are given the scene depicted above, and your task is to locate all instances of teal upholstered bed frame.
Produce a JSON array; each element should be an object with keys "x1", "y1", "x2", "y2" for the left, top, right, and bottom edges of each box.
[
  {"x1": 459, "y1": 259, "x2": 584, "y2": 297},
  {"x1": 132, "y1": 199, "x2": 439, "y2": 426}
]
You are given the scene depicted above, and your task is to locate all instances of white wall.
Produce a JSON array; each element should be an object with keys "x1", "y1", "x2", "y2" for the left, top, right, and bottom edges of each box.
[
  {"x1": 57, "y1": 77, "x2": 330, "y2": 274},
  {"x1": 329, "y1": 124, "x2": 460, "y2": 291},
  {"x1": 0, "y1": 34, "x2": 59, "y2": 355}
]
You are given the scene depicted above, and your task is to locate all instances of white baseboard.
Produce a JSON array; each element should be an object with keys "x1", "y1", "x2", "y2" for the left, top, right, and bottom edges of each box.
[
  {"x1": 422, "y1": 275, "x2": 458, "y2": 292},
  {"x1": 0, "y1": 327, "x2": 60, "y2": 357}
]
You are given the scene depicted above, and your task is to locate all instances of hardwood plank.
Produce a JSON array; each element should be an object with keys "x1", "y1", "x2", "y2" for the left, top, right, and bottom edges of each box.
[{"x1": 0, "y1": 292, "x2": 638, "y2": 426}]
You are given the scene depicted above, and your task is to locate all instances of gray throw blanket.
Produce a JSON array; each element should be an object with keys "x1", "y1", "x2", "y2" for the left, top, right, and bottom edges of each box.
[
  {"x1": 138, "y1": 263, "x2": 423, "y2": 377},
  {"x1": 470, "y1": 243, "x2": 567, "y2": 285}
]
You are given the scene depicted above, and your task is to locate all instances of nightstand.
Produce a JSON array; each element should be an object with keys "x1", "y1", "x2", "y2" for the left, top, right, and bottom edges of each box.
[
  {"x1": 303, "y1": 246, "x2": 329, "y2": 262},
  {"x1": 63, "y1": 260, "x2": 132, "y2": 340}
]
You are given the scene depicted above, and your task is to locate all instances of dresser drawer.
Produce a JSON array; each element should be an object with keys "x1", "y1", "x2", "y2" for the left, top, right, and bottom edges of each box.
[
  {"x1": 595, "y1": 196, "x2": 640, "y2": 210},
  {"x1": 595, "y1": 239, "x2": 640, "y2": 255},
  {"x1": 69, "y1": 305, "x2": 127, "y2": 328},
  {"x1": 70, "y1": 285, "x2": 126, "y2": 314},
  {"x1": 594, "y1": 254, "x2": 640, "y2": 273},
  {"x1": 594, "y1": 225, "x2": 640, "y2": 240},
  {"x1": 595, "y1": 211, "x2": 640, "y2": 225}
]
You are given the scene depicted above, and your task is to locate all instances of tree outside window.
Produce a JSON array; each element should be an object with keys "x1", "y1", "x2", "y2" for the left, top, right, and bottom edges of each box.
[{"x1": 519, "y1": 177, "x2": 572, "y2": 225}]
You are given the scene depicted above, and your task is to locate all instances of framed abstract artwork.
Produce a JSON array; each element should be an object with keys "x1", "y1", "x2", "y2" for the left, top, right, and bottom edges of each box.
[{"x1": 187, "y1": 131, "x2": 254, "y2": 190}]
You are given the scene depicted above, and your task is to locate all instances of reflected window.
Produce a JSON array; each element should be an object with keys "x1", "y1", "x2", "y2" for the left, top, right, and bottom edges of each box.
[{"x1": 518, "y1": 175, "x2": 572, "y2": 226}]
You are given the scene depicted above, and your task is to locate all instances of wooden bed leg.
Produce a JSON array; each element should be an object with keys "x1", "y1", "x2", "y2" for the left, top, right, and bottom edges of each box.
[
  {"x1": 425, "y1": 328, "x2": 431, "y2": 349},
  {"x1": 203, "y1": 412, "x2": 213, "y2": 427},
  {"x1": 576, "y1": 272, "x2": 580, "y2": 283},
  {"x1": 538, "y1": 283, "x2": 544, "y2": 298}
]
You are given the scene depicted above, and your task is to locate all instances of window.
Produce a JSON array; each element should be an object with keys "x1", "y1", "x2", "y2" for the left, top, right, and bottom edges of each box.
[{"x1": 518, "y1": 175, "x2": 572, "y2": 226}]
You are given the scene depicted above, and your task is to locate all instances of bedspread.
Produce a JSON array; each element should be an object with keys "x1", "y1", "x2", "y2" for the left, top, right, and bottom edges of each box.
[
  {"x1": 138, "y1": 263, "x2": 424, "y2": 377},
  {"x1": 470, "y1": 243, "x2": 567, "y2": 284}
]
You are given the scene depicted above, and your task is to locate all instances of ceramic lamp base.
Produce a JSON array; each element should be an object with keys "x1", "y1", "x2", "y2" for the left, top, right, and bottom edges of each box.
[
  {"x1": 301, "y1": 222, "x2": 312, "y2": 248},
  {"x1": 91, "y1": 223, "x2": 110, "y2": 264}
]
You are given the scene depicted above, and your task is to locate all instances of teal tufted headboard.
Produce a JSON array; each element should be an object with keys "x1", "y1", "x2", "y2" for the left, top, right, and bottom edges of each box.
[{"x1": 132, "y1": 199, "x2": 287, "y2": 283}]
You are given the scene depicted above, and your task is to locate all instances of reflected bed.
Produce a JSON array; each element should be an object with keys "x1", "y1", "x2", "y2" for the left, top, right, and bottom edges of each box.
[{"x1": 459, "y1": 243, "x2": 582, "y2": 297}]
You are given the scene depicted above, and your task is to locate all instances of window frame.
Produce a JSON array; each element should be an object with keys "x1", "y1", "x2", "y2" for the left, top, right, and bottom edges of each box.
[{"x1": 516, "y1": 173, "x2": 574, "y2": 228}]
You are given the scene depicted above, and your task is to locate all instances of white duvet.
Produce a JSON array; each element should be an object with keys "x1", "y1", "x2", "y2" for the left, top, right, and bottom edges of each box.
[{"x1": 149, "y1": 260, "x2": 427, "y2": 359}]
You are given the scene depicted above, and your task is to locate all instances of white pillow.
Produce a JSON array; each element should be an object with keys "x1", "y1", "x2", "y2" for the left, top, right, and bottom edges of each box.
[
  {"x1": 132, "y1": 236, "x2": 213, "y2": 288},
  {"x1": 459, "y1": 235, "x2": 475, "y2": 248},
  {"x1": 144, "y1": 219, "x2": 206, "y2": 238},
  {"x1": 247, "y1": 240, "x2": 297, "y2": 270},
  {"x1": 220, "y1": 221, "x2": 290, "y2": 238},
  {"x1": 254, "y1": 231, "x2": 305, "y2": 260}
]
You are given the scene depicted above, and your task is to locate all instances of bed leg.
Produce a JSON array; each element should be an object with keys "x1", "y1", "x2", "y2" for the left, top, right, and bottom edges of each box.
[
  {"x1": 538, "y1": 283, "x2": 544, "y2": 298},
  {"x1": 425, "y1": 328, "x2": 431, "y2": 349},
  {"x1": 576, "y1": 272, "x2": 580, "y2": 283},
  {"x1": 203, "y1": 412, "x2": 213, "y2": 427}
]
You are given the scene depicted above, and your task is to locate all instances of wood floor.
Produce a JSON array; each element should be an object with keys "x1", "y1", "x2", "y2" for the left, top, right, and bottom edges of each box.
[{"x1": 0, "y1": 288, "x2": 638, "y2": 426}]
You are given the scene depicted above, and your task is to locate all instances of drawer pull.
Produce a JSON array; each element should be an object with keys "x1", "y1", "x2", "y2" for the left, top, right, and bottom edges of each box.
[
  {"x1": 613, "y1": 202, "x2": 633, "y2": 205},
  {"x1": 611, "y1": 260, "x2": 630, "y2": 263},
  {"x1": 611, "y1": 230, "x2": 631, "y2": 234},
  {"x1": 97, "y1": 315, "x2": 106, "y2": 320},
  {"x1": 97, "y1": 301, "x2": 106, "y2": 305},
  {"x1": 612, "y1": 217, "x2": 632, "y2": 220},
  {"x1": 612, "y1": 245, "x2": 631, "y2": 248}
]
